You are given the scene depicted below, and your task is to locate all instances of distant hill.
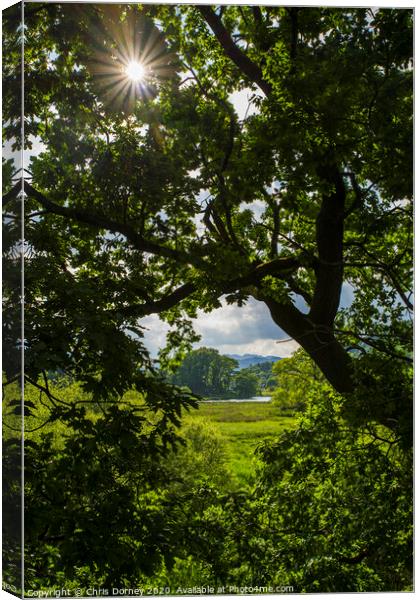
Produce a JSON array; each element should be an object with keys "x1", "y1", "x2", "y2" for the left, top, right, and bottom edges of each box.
[{"x1": 227, "y1": 354, "x2": 282, "y2": 370}]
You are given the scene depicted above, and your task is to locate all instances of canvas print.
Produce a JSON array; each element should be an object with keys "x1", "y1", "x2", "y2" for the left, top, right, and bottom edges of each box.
[{"x1": 2, "y1": 2, "x2": 413, "y2": 596}]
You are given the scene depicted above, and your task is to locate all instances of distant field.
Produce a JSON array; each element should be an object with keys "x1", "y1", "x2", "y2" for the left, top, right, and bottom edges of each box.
[{"x1": 187, "y1": 401, "x2": 297, "y2": 486}]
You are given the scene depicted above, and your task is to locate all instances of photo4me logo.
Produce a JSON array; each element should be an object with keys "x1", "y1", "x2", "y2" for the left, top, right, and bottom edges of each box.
[{"x1": 224, "y1": 586, "x2": 294, "y2": 595}]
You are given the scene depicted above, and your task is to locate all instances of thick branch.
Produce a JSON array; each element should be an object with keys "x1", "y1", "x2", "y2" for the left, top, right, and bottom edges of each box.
[
  {"x1": 24, "y1": 182, "x2": 206, "y2": 267},
  {"x1": 343, "y1": 171, "x2": 365, "y2": 217},
  {"x1": 259, "y1": 292, "x2": 354, "y2": 393},
  {"x1": 118, "y1": 282, "x2": 197, "y2": 318},
  {"x1": 197, "y1": 6, "x2": 272, "y2": 96},
  {"x1": 207, "y1": 200, "x2": 231, "y2": 244},
  {"x1": 2, "y1": 181, "x2": 22, "y2": 207},
  {"x1": 286, "y1": 7, "x2": 299, "y2": 62},
  {"x1": 252, "y1": 6, "x2": 263, "y2": 26},
  {"x1": 267, "y1": 198, "x2": 280, "y2": 258},
  {"x1": 230, "y1": 256, "x2": 299, "y2": 289},
  {"x1": 116, "y1": 256, "x2": 300, "y2": 319}
]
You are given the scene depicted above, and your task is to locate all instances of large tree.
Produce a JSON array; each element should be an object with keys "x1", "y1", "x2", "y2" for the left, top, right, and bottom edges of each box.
[
  {"x1": 3, "y1": 4, "x2": 413, "y2": 431},
  {"x1": 172, "y1": 347, "x2": 238, "y2": 396},
  {"x1": 2, "y1": 4, "x2": 413, "y2": 591}
]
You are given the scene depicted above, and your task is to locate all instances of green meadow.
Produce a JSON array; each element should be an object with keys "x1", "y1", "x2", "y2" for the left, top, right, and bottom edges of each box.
[{"x1": 190, "y1": 401, "x2": 296, "y2": 484}]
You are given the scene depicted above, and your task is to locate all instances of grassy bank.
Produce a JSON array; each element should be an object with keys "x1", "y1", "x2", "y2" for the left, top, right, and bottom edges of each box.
[{"x1": 188, "y1": 401, "x2": 296, "y2": 485}]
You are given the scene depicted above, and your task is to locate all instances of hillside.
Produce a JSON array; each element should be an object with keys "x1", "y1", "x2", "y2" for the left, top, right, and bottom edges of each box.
[{"x1": 227, "y1": 354, "x2": 281, "y2": 369}]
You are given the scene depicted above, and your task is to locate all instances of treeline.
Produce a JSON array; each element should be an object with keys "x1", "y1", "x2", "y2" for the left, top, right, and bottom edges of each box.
[
  {"x1": 167, "y1": 347, "x2": 277, "y2": 399},
  {"x1": 167, "y1": 346, "x2": 322, "y2": 411}
]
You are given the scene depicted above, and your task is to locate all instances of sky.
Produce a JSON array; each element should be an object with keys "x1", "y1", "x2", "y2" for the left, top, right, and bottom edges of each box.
[
  {"x1": 140, "y1": 296, "x2": 300, "y2": 359},
  {"x1": 140, "y1": 282, "x2": 355, "y2": 359}
]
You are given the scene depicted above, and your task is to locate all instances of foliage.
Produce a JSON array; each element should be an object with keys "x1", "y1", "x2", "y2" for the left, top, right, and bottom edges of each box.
[
  {"x1": 3, "y1": 376, "x2": 198, "y2": 589},
  {"x1": 342, "y1": 351, "x2": 413, "y2": 448},
  {"x1": 272, "y1": 349, "x2": 323, "y2": 412},
  {"x1": 239, "y1": 361, "x2": 278, "y2": 392},
  {"x1": 169, "y1": 384, "x2": 412, "y2": 592},
  {"x1": 4, "y1": 376, "x2": 411, "y2": 592},
  {"x1": 171, "y1": 347, "x2": 238, "y2": 397},
  {"x1": 252, "y1": 385, "x2": 413, "y2": 591},
  {"x1": 171, "y1": 349, "x2": 274, "y2": 399},
  {"x1": 231, "y1": 370, "x2": 259, "y2": 398},
  {"x1": 1, "y1": 3, "x2": 413, "y2": 593},
  {"x1": 163, "y1": 416, "x2": 235, "y2": 493}
]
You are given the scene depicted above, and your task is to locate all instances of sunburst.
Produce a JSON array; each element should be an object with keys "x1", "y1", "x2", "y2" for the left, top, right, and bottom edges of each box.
[
  {"x1": 125, "y1": 60, "x2": 146, "y2": 82},
  {"x1": 88, "y1": 7, "x2": 176, "y2": 111}
]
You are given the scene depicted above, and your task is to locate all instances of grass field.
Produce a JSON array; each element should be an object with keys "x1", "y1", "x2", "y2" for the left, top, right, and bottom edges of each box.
[{"x1": 188, "y1": 401, "x2": 297, "y2": 485}]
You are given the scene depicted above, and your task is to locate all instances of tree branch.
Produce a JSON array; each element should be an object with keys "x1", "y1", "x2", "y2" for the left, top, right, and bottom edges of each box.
[
  {"x1": 285, "y1": 276, "x2": 313, "y2": 306},
  {"x1": 252, "y1": 6, "x2": 263, "y2": 26},
  {"x1": 344, "y1": 242, "x2": 413, "y2": 312},
  {"x1": 197, "y1": 6, "x2": 272, "y2": 96},
  {"x1": 114, "y1": 256, "x2": 300, "y2": 319},
  {"x1": 286, "y1": 7, "x2": 299, "y2": 63},
  {"x1": 265, "y1": 197, "x2": 280, "y2": 258},
  {"x1": 117, "y1": 282, "x2": 197, "y2": 318},
  {"x1": 258, "y1": 291, "x2": 354, "y2": 393},
  {"x1": 2, "y1": 180, "x2": 22, "y2": 207},
  {"x1": 334, "y1": 328, "x2": 412, "y2": 363},
  {"x1": 343, "y1": 171, "x2": 365, "y2": 217},
  {"x1": 24, "y1": 182, "x2": 207, "y2": 267},
  {"x1": 231, "y1": 256, "x2": 299, "y2": 289}
]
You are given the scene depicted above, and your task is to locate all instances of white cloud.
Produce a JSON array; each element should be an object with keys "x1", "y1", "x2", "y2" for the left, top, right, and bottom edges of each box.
[
  {"x1": 214, "y1": 338, "x2": 299, "y2": 358},
  {"x1": 139, "y1": 314, "x2": 170, "y2": 357},
  {"x1": 138, "y1": 279, "x2": 354, "y2": 360},
  {"x1": 239, "y1": 199, "x2": 266, "y2": 220},
  {"x1": 140, "y1": 297, "x2": 299, "y2": 358}
]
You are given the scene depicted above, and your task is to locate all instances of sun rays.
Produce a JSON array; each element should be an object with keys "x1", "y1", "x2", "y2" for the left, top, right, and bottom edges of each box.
[{"x1": 88, "y1": 7, "x2": 176, "y2": 111}]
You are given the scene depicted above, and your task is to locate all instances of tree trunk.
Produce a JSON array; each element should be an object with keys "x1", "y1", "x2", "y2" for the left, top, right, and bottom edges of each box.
[
  {"x1": 261, "y1": 296, "x2": 354, "y2": 394},
  {"x1": 299, "y1": 329, "x2": 354, "y2": 394}
]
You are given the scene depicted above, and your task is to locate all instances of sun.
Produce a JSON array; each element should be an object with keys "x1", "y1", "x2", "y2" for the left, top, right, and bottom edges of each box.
[
  {"x1": 88, "y1": 8, "x2": 177, "y2": 110},
  {"x1": 125, "y1": 61, "x2": 146, "y2": 82}
]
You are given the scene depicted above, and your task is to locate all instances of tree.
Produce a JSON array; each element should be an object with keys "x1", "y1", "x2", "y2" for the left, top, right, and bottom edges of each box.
[
  {"x1": 240, "y1": 361, "x2": 278, "y2": 391},
  {"x1": 231, "y1": 370, "x2": 259, "y2": 398},
  {"x1": 272, "y1": 349, "x2": 323, "y2": 412},
  {"x1": 3, "y1": 5, "x2": 412, "y2": 434},
  {"x1": 172, "y1": 348, "x2": 237, "y2": 397},
  {"x1": 2, "y1": 4, "x2": 413, "y2": 589}
]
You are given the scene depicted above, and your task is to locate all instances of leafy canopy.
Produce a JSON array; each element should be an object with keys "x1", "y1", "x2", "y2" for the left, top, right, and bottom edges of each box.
[{"x1": 3, "y1": 5, "x2": 412, "y2": 425}]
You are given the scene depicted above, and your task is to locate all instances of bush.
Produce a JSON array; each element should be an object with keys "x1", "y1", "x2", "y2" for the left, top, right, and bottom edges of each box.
[{"x1": 163, "y1": 417, "x2": 235, "y2": 493}]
